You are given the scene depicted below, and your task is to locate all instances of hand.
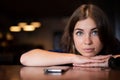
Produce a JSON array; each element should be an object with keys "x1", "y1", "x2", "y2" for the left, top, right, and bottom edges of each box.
[
  {"x1": 113, "y1": 54, "x2": 120, "y2": 58},
  {"x1": 73, "y1": 55, "x2": 112, "y2": 67}
]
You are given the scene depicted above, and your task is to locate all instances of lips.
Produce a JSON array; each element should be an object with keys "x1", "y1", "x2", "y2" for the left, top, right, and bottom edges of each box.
[{"x1": 83, "y1": 48, "x2": 95, "y2": 53}]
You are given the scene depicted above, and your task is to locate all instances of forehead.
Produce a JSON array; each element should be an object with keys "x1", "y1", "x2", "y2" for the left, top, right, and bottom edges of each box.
[{"x1": 74, "y1": 18, "x2": 96, "y2": 29}]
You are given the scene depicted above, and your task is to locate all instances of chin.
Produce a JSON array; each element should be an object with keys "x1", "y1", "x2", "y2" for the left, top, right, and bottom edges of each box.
[{"x1": 82, "y1": 53, "x2": 96, "y2": 57}]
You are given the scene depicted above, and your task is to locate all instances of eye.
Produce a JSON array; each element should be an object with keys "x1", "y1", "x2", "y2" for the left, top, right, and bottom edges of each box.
[
  {"x1": 92, "y1": 30, "x2": 98, "y2": 36},
  {"x1": 76, "y1": 31, "x2": 83, "y2": 36}
]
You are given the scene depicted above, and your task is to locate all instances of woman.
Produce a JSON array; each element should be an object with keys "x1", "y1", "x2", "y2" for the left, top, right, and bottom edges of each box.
[{"x1": 20, "y1": 4, "x2": 120, "y2": 67}]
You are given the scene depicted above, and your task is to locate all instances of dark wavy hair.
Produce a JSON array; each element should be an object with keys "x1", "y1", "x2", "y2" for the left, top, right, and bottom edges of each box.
[{"x1": 61, "y1": 4, "x2": 119, "y2": 55}]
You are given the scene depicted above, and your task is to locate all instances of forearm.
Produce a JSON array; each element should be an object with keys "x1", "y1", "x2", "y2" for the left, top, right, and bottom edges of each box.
[
  {"x1": 20, "y1": 49, "x2": 74, "y2": 66},
  {"x1": 113, "y1": 54, "x2": 120, "y2": 58}
]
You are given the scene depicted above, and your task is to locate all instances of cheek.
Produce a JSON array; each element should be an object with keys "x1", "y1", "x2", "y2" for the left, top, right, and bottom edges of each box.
[
  {"x1": 94, "y1": 39, "x2": 103, "y2": 51},
  {"x1": 94, "y1": 37, "x2": 102, "y2": 46},
  {"x1": 73, "y1": 36, "x2": 103, "y2": 54},
  {"x1": 73, "y1": 36, "x2": 83, "y2": 49},
  {"x1": 92, "y1": 37, "x2": 103, "y2": 53}
]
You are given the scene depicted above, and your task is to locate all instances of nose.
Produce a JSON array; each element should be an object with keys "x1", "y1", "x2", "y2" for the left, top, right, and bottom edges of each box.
[{"x1": 84, "y1": 35, "x2": 92, "y2": 45}]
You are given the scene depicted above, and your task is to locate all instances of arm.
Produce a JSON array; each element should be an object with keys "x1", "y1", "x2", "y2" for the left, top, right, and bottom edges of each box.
[
  {"x1": 113, "y1": 55, "x2": 120, "y2": 58},
  {"x1": 20, "y1": 49, "x2": 107, "y2": 66},
  {"x1": 20, "y1": 49, "x2": 74, "y2": 66},
  {"x1": 73, "y1": 55, "x2": 120, "y2": 68}
]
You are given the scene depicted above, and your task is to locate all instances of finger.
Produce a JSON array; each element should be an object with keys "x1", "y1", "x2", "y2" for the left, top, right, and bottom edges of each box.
[
  {"x1": 78, "y1": 58, "x2": 106, "y2": 64},
  {"x1": 113, "y1": 55, "x2": 120, "y2": 58},
  {"x1": 88, "y1": 59, "x2": 106, "y2": 63},
  {"x1": 91, "y1": 55, "x2": 112, "y2": 60},
  {"x1": 73, "y1": 63, "x2": 97, "y2": 67},
  {"x1": 74, "y1": 62, "x2": 107, "y2": 67}
]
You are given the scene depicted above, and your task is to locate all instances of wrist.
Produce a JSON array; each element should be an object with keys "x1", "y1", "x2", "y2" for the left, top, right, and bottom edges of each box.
[
  {"x1": 69, "y1": 54, "x2": 77, "y2": 63},
  {"x1": 108, "y1": 56, "x2": 120, "y2": 69}
]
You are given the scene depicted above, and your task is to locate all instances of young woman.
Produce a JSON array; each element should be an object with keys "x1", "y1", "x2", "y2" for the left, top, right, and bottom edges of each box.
[{"x1": 20, "y1": 4, "x2": 120, "y2": 67}]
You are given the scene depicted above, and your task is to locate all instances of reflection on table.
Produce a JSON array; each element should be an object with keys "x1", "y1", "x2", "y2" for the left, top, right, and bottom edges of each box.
[{"x1": 0, "y1": 65, "x2": 120, "y2": 80}]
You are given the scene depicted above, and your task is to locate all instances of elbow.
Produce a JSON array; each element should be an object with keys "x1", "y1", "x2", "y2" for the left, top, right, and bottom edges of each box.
[
  {"x1": 20, "y1": 53, "x2": 28, "y2": 66},
  {"x1": 20, "y1": 49, "x2": 42, "y2": 66},
  {"x1": 20, "y1": 52, "x2": 33, "y2": 66}
]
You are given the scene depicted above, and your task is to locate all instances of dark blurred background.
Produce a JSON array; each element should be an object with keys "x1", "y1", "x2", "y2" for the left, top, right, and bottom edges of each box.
[{"x1": 0, "y1": 0, "x2": 120, "y2": 65}]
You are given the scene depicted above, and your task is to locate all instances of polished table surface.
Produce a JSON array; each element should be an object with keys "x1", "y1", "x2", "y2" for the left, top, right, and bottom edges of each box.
[{"x1": 0, "y1": 65, "x2": 120, "y2": 80}]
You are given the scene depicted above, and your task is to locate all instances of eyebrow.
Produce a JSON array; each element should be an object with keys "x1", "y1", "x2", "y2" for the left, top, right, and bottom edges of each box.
[
  {"x1": 74, "y1": 27, "x2": 98, "y2": 31},
  {"x1": 91, "y1": 28, "x2": 98, "y2": 31},
  {"x1": 74, "y1": 28, "x2": 83, "y2": 31}
]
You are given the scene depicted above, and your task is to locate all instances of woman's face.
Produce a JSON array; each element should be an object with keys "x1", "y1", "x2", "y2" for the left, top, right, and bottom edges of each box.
[{"x1": 73, "y1": 18, "x2": 103, "y2": 57}]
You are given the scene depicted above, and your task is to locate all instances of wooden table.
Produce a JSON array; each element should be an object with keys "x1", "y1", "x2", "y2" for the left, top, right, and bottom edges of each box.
[{"x1": 0, "y1": 65, "x2": 120, "y2": 80}]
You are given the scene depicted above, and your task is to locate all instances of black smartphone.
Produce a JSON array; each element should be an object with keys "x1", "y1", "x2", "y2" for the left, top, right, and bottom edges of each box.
[{"x1": 44, "y1": 66, "x2": 70, "y2": 75}]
